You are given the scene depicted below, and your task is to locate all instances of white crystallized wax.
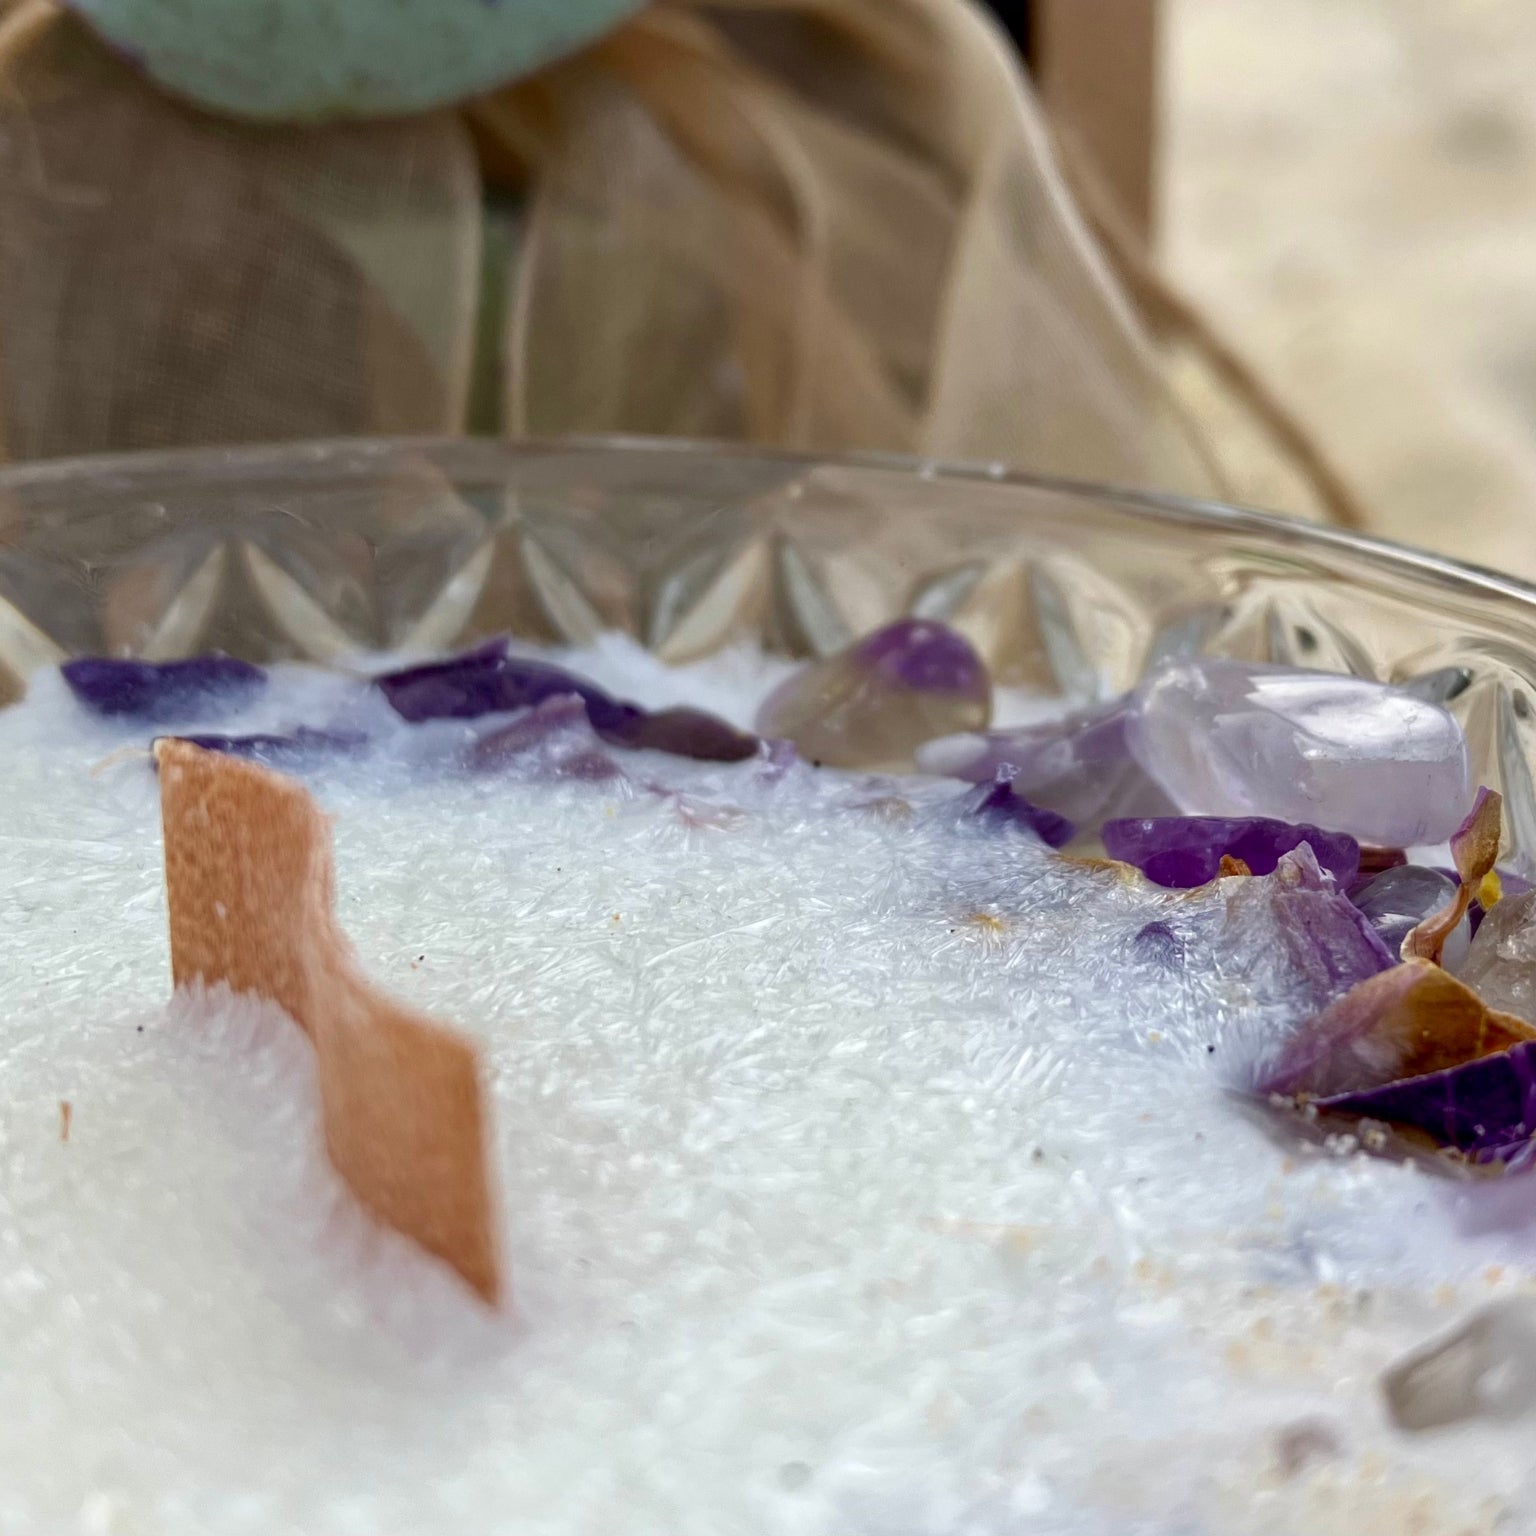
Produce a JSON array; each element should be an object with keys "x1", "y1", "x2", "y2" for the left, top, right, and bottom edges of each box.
[{"x1": 0, "y1": 635, "x2": 1530, "y2": 1535}]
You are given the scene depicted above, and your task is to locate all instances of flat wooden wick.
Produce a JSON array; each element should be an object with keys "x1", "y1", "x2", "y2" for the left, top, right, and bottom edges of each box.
[{"x1": 155, "y1": 739, "x2": 504, "y2": 1305}]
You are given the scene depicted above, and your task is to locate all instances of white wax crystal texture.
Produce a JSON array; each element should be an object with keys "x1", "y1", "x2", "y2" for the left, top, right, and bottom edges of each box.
[
  {"x1": 1131, "y1": 657, "x2": 1471, "y2": 846},
  {"x1": 0, "y1": 642, "x2": 1526, "y2": 1536}
]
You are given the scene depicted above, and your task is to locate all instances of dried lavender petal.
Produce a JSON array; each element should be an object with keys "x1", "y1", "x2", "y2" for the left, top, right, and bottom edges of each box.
[
  {"x1": 466, "y1": 697, "x2": 626, "y2": 784},
  {"x1": 1317, "y1": 1038, "x2": 1536, "y2": 1165},
  {"x1": 916, "y1": 695, "x2": 1172, "y2": 828},
  {"x1": 1102, "y1": 815, "x2": 1360, "y2": 890},
  {"x1": 1258, "y1": 960, "x2": 1536, "y2": 1100},
  {"x1": 598, "y1": 706, "x2": 760, "y2": 763},
  {"x1": 961, "y1": 768, "x2": 1076, "y2": 849},
  {"x1": 155, "y1": 726, "x2": 367, "y2": 764},
  {"x1": 378, "y1": 639, "x2": 755, "y2": 763},
  {"x1": 63, "y1": 655, "x2": 266, "y2": 720},
  {"x1": 1223, "y1": 846, "x2": 1395, "y2": 1023}
]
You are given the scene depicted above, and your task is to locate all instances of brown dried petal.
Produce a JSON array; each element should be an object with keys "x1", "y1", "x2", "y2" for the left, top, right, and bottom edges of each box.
[{"x1": 1403, "y1": 788, "x2": 1502, "y2": 964}]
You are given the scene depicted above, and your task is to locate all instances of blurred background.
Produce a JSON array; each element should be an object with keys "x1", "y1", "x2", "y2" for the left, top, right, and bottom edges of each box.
[
  {"x1": 1, "y1": 0, "x2": 1533, "y2": 575},
  {"x1": 1167, "y1": 0, "x2": 1536, "y2": 576}
]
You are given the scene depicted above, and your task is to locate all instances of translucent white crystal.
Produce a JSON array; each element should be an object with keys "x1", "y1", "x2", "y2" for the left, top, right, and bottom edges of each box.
[
  {"x1": 0, "y1": 643, "x2": 1527, "y2": 1534},
  {"x1": 1131, "y1": 658, "x2": 1471, "y2": 846},
  {"x1": 1458, "y1": 888, "x2": 1536, "y2": 1024}
]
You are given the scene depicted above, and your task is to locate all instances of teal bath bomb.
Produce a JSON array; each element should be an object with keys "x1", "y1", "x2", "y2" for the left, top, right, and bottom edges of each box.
[{"x1": 67, "y1": 0, "x2": 647, "y2": 120}]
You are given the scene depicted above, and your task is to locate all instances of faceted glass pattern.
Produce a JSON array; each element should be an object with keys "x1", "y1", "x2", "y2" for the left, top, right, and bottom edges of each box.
[{"x1": 3, "y1": 435, "x2": 1536, "y2": 868}]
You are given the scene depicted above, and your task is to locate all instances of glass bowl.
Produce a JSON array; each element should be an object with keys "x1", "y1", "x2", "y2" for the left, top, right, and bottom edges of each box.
[{"x1": 3, "y1": 435, "x2": 1534, "y2": 862}]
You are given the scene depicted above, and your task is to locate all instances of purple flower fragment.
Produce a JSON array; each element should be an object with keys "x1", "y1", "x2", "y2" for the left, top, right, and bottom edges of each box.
[
  {"x1": 1103, "y1": 815, "x2": 1359, "y2": 890},
  {"x1": 1222, "y1": 846, "x2": 1395, "y2": 1022},
  {"x1": 63, "y1": 655, "x2": 265, "y2": 720},
  {"x1": 466, "y1": 695, "x2": 626, "y2": 784},
  {"x1": 916, "y1": 694, "x2": 1172, "y2": 829},
  {"x1": 375, "y1": 638, "x2": 759, "y2": 763},
  {"x1": 961, "y1": 768, "x2": 1075, "y2": 849},
  {"x1": 1258, "y1": 960, "x2": 1535, "y2": 1100},
  {"x1": 1317, "y1": 1039, "x2": 1536, "y2": 1168},
  {"x1": 1402, "y1": 787, "x2": 1503, "y2": 964},
  {"x1": 154, "y1": 726, "x2": 366, "y2": 764}
]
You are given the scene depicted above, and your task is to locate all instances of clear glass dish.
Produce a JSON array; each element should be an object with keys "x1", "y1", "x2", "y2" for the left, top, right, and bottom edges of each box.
[{"x1": 3, "y1": 434, "x2": 1534, "y2": 861}]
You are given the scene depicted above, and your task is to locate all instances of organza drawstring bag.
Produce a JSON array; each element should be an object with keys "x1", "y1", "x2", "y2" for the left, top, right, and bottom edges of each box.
[{"x1": 0, "y1": 0, "x2": 1361, "y2": 525}]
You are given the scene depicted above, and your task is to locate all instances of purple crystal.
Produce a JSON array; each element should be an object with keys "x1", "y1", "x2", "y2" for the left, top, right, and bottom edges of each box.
[
  {"x1": 756, "y1": 620, "x2": 990, "y2": 771},
  {"x1": 1317, "y1": 1039, "x2": 1536, "y2": 1166},
  {"x1": 63, "y1": 655, "x2": 265, "y2": 720},
  {"x1": 916, "y1": 695, "x2": 1173, "y2": 828},
  {"x1": 1103, "y1": 815, "x2": 1360, "y2": 890},
  {"x1": 1130, "y1": 657, "x2": 1472, "y2": 847},
  {"x1": 377, "y1": 639, "x2": 758, "y2": 763},
  {"x1": 962, "y1": 768, "x2": 1076, "y2": 849}
]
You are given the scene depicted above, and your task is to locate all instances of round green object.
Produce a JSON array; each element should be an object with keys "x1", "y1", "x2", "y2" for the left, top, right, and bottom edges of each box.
[{"x1": 67, "y1": 0, "x2": 648, "y2": 121}]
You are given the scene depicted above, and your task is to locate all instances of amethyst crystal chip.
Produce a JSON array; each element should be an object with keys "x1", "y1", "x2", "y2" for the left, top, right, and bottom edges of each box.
[
  {"x1": 1103, "y1": 815, "x2": 1359, "y2": 890},
  {"x1": 1130, "y1": 657, "x2": 1471, "y2": 847},
  {"x1": 63, "y1": 655, "x2": 265, "y2": 720},
  {"x1": 962, "y1": 768, "x2": 1076, "y2": 849},
  {"x1": 377, "y1": 639, "x2": 757, "y2": 763},
  {"x1": 756, "y1": 619, "x2": 989, "y2": 771}
]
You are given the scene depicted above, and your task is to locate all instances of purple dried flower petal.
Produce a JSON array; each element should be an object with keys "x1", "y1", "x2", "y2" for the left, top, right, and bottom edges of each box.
[
  {"x1": 1317, "y1": 1038, "x2": 1536, "y2": 1165},
  {"x1": 756, "y1": 620, "x2": 990, "y2": 771},
  {"x1": 1259, "y1": 960, "x2": 1536, "y2": 1100},
  {"x1": 378, "y1": 639, "x2": 756, "y2": 763},
  {"x1": 917, "y1": 695, "x2": 1172, "y2": 829},
  {"x1": 466, "y1": 696, "x2": 626, "y2": 784},
  {"x1": 1224, "y1": 846, "x2": 1395, "y2": 1024},
  {"x1": 155, "y1": 726, "x2": 366, "y2": 763},
  {"x1": 599, "y1": 706, "x2": 760, "y2": 763},
  {"x1": 962, "y1": 768, "x2": 1076, "y2": 848},
  {"x1": 63, "y1": 655, "x2": 265, "y2": 720},
  {"x1": 1102, "y1": 815, "x2": 1360, "y2": 890}
]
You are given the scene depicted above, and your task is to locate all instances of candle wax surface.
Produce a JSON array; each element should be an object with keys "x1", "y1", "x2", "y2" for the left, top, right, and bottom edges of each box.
[{"x1": 0, "y1": 635, "x2": 1530, "y2": 1535}]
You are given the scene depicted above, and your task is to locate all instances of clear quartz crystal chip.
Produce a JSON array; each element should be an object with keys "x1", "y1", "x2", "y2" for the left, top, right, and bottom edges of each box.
[
  {"x1": 1130, "y1": 658, "x2": 1471, "y2": 846},
  {"x1": 1457, "y1": 888, "x2": 1536, "y2": 1024},
  {"x1": 755, "y1": 618, "x2": 989, "y2": 770},
  {"x1": 1352, "y1": 865, "x2": 1467, "y2": 966},
  {"x1": 1384, "y1": 1299, "x2": 1536, "y2": 1430}
]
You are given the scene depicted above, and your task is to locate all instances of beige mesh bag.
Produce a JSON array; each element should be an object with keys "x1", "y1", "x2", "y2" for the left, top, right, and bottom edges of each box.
[{"x1": 0, "y1": 0, "x2": 1356, "y2": 522}]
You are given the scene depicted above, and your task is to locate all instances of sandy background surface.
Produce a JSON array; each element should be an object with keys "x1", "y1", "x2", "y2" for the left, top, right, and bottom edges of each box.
[{"x1": 1164, "y1": 0, "x2": 1536, "y2": 578}]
